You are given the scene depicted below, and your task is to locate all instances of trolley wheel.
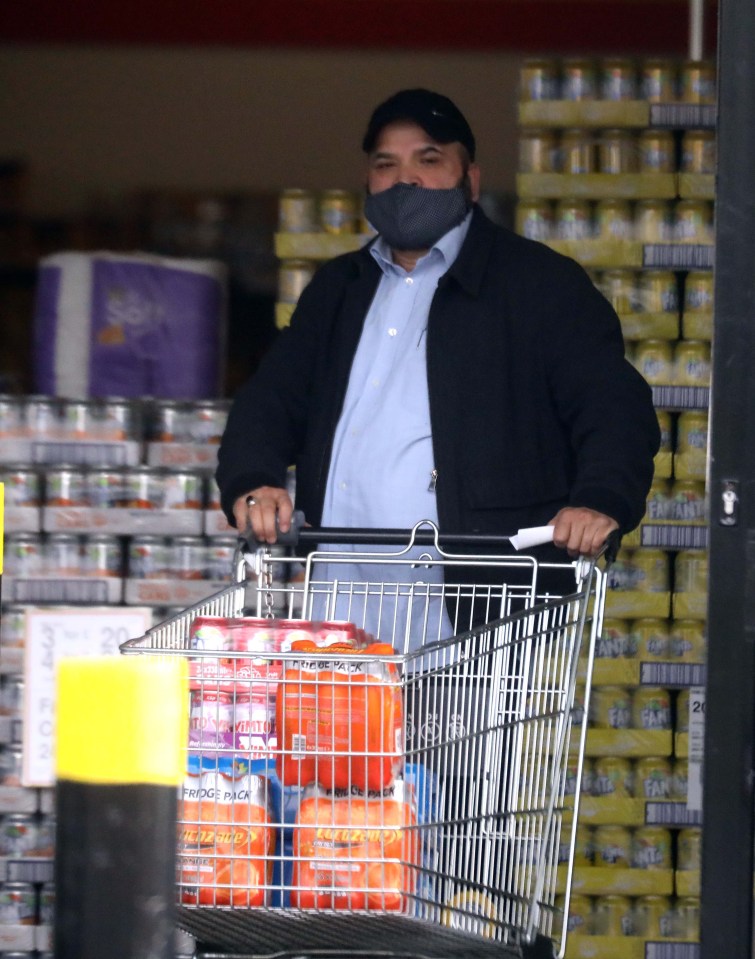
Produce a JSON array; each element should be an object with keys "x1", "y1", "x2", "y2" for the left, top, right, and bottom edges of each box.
[{"x1": 520, "y1": 934, "x2": 556, "y2": 959}]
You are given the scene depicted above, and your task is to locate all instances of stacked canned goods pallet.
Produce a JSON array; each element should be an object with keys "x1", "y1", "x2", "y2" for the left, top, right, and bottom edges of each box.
[
  {"x1": 515, "y1": 55, "x2": 712, "y2": 957},
  {"x1": 0, "y1": 666, "x2": 55, "y2": 955},
  {"x1": 0, "y1": 393, "x2": 247, "y2": 956},
  {"x1": 275, "y1": 188, "x2": 375, "y2": 330},
  {"x1": 0, "y1": 395, "x2": 241, "y2": 609}
]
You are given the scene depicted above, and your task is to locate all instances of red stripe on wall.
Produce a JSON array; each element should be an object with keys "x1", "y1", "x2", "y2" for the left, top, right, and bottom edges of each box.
[{"x1": 0, "y1": 1, "x2": 718, "y2": 54}]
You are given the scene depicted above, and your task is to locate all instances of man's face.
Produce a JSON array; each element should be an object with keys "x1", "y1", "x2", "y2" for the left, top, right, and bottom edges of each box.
[{"x1": 366, "y1": 121, "x2": 480, "y2": 199}]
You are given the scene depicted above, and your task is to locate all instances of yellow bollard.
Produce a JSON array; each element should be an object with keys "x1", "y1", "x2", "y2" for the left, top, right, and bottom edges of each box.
[{"x1": 55, "y1": 656, "x2": 188, "y2": 959}]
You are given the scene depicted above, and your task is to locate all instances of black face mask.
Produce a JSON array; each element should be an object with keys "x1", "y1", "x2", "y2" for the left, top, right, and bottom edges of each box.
[{"x1": 364, "y1": 181, "x2": 472, "y2": 251}]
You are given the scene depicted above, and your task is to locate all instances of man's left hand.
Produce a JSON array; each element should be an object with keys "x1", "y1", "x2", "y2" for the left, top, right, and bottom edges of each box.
[{"x1": 548, "y1": 507, "x2": 619, "y2": 558}]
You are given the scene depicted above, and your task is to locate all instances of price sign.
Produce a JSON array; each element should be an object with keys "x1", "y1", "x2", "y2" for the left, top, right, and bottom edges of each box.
[
  {"x1": 687, "y1": 685, "x2": 706, "y2": 812},
  {"x1": 22, "y1": 607, "x2": 152, "y2": 787}
]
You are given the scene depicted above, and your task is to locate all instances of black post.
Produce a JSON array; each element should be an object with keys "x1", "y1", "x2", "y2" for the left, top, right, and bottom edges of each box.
[
  {"x1": 54, "y1": 657, "x2": 187, "y2": 959},
  {"x1": 701, "y1": 0, "x2": 755, "y2": 956}
]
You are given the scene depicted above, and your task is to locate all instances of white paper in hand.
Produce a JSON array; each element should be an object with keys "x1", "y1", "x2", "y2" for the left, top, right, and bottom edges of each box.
[{"x1": 509, "y1": 525, "x2": 556, "y2": 551}]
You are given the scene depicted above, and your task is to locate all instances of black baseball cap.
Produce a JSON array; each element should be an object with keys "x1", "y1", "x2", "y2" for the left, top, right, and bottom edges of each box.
[{"x1": 362, "y1": 88, "x2": 476, "y2": 160}]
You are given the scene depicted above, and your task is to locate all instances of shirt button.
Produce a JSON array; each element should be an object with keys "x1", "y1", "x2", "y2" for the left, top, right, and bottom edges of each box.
[
  {"x1": 339, "y1": 481, "x2": 348, "y2": 490},
  {"x1": 388, "y1": 328, "x2": 398, "y2": 337},
  {"x1": 371, "y1": 378, "x2": 380, "y2": 387},
  {"x1": 405, "y1": 277, "x2": 414, "y2": 285}
]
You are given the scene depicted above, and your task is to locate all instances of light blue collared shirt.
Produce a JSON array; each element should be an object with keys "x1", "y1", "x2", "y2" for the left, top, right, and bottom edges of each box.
[{"x1": 312, "y1": 212, "x2": 472, "y2": 650}]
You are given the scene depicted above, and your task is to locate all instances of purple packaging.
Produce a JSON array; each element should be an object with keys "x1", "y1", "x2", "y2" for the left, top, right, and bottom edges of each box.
[{"x1": 33, "y1": 252, "x2": 227, "y2": 398}]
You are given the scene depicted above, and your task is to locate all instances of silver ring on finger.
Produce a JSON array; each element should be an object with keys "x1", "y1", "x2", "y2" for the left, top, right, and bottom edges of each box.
[{"x1": 246, "y1": 495, "x2": 256, "y2": 507}]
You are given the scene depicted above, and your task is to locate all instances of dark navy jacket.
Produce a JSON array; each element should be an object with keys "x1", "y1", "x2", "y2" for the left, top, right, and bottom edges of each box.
[{"x1": 217, "y1": 206, "x2": 660, "y2": 547}]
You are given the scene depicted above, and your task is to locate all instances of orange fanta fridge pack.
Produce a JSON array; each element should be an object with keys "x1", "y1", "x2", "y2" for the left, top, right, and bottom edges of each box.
[
  {"x1": 291, "y1": 781, "x2": 418, "y2": 911},
  {"x1": 275, "y1": 640, "x2": 357, "y2": 787},
  {"x1": 316, "y1": 642, "x2": 404, "y2": 792},
  {"x1": 276, "y1": 640, "x2": 403, "y2": 791}
]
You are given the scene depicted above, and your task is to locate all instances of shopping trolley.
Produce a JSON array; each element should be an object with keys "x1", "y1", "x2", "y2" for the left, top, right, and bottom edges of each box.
[{"x1": 121, "y1": 519, "x2": 610, "y2": 959}]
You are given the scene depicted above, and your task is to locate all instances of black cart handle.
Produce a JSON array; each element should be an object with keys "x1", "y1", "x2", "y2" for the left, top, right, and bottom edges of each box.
[{"x1": 240, "y1": 511, "x2": 621, "y2": 562}]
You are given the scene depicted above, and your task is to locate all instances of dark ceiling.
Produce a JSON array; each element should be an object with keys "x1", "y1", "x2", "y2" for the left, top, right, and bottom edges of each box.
[{"x1": 1, "y1": 1, "x2": 718, "y2": 55}]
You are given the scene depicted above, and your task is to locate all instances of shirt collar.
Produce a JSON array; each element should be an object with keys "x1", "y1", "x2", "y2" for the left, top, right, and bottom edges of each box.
[{"x1": 370, "y1": 209, "x2": 473, "y2": 276}]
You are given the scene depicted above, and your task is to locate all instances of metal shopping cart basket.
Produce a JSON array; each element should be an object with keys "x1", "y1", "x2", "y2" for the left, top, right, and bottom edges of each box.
[{"x1": 121, "y1": 520, "x2": 609, "y2": 959}]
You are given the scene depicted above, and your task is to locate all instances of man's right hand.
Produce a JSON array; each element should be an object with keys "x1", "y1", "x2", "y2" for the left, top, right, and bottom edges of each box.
[{"x1": 233, "y1": 486, "x2": 293, "y2": 544}]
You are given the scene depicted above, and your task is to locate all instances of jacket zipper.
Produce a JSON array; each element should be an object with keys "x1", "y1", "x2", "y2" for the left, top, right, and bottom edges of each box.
[{"x1": 428, "y1": 468, "x2": 438, "y2": 492}]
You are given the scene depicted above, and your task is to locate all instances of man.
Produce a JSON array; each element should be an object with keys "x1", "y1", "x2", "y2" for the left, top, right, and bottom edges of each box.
[{"x1": 216, "y1": 89, "x2": 659, "y2": 620}]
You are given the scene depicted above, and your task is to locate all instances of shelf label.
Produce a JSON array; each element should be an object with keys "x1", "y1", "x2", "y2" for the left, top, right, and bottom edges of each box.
[
  {"x1": 6, "y1": 859, "x2": 55, "y2": 884},
  {"x1": 646, "y1": 942, "x2": 700, "y2": 959},
  {"x1": 22, "y1": 607, "x2": 152, "y2": 787},
  {"x1": 645, "y1": 801, "x2": 702, "y2": 827},
  {"x1": 640, "y1": 662, "x2": 707, "y2": 687},
  {"x1": 687, "y1": 686, "x2": 706, "y2": 813},
  {"x1": 29, "y1": 440, "x2": 138, "y2": 466}
]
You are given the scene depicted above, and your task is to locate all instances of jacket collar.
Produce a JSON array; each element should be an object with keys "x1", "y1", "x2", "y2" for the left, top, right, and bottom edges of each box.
[{"x1": 444, "y1": 205, "x2": 497, "y2": 297}]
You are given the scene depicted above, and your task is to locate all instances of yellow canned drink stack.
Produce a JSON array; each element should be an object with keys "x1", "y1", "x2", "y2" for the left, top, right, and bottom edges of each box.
[
  {"x1": 676, "y1": 411, "x2": 709, "y2": 456},
  {"x1": 590, "y1": 687, "x2": 632, "y2": 729},
  {"x1": 656, "y1": 409, "x2": 673, "y2": 452},
  {"x1": 670, "y1": 619, "x2": 706, "y2": 662},
  {"x1": 684, "y1": 271, "x2": 715, "y2": 312},
  {"x1": 606, "y1": 548, "x2": 637, "y2": 591},
  {"x1": 633, "y1": 548, "x2": 670, "y2": 592},
  {"x1": 680, "y1": 60, "x2": 716, "y2": 104},
  {"x1": 515, "y1": 199, "x2": 553, "y2": 241},
  {"x1": 277, "y1": 259, "x2": 316, "y2": 305},
  {"x1": 676, "y1": 688, "x2": 691, "y2": 732},
  {"x1": 632, "y1": 826, "x2": 673, "y2": 869},
  {"x1": 675, "y1": 199, "x2": 714, "y2": 243},
  {"x1": 594, "y1": 827, "x2": 632, "y2": 869},
  {"x1": 571, "y1": 825, "x2": 595, "y2": 866},
  {"x1": 633, "y1": 339, "x2": 674, "y2": 385},
  {"x1": 672, "y1": 757, "x2": 689, "y2": 800},
  {"x1": 638, "y1": 270, "x2": 678, "y2": 313},
  {"x1": 595, "y1": 199, "x2": 634, "y2": 241},
  {"x1": 580, "y1": 756, "x2": 595, "y2": 796},
  {"x1": 560, "y1": 129, "x2": 596, "y2": 174},
  {"x1": 598, "y1": 129, "x2": 638, "y2": 174},
  {"x1": 632, "y1": 686, "x2": 672, "y2": 729},
  {"x1": 674, "y1": 549, "x2": 709, "y2": 594},
  {"x1": 645, "y1": 479, "x2": 672, "y2": 522},
  {"x1": 635, "y1": 894, "x2": 675, "y2": 937},
  {"x1": 638, "y1": 129, "x2": 676, "y2": 173},
  {"x1": 593, "y1": 893, "x2": 634, "y2": 934},
  {"x1": 561, "y1": 58, "x2": 597, "y2": 101},
  {"x1": 519, "y1": 58, "x2": 560, "y2": 101},
  {"x1": 634, "y1": 198, "x2": 673, "y2": 242},
  {"x1": 674, "y1": 340, "x2": 711, "y2": 386},
  {"x1": 682, "y1": 130, "x2": 717, "y2": 174},
  {"x1": 555, "y1": 198, "x2": 593, "y2": 240},
  {"x1": 670, "y1": 480, "x2": 706, "y2": 522},
  {"x1": 593, "y1": 756, "x2": 634, "y2": 797},
  {"x1": 554, "y1": 893, "x2": 593, "y2": 936},
  {"x1": 278, "y1": 188, "x2": 318, "y2": 233},
  {"x1": 600, "y1": 58, "x2": 638, "y2": 101},
  {"x1": 677, "y1": 827, "x2": 703, "y2": 870},
  {"x1": 518, "y1": 128, "x2": 559, "y2": 173},
  {"x1": 676, "y1": 896, "x2": 701, "y2": 940},
  {"x1": 515, "y1": 199, "x2": 554, "y2": 240},
  {"x1": 596, "y1": 618, "x2": 631, "y2": 659},
  {"x1": 629, "y1": 617, "x2": 670, "y2": 659},
  {"x1": 641, "y1": 58, "x2": 677, "y2": 102},
  {"x1": 601, "y1": 269, "x2": 638, "y2": 314},
  {"x1": 635, "y1": 755, "x2": 672, "y2": 799},
  {"x1": 320, "y1": 189, "x2": 357, "y2": 235}
]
